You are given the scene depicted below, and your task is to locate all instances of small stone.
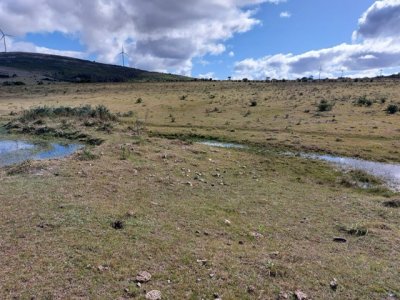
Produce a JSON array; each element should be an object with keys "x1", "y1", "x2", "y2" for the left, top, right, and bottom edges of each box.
[
  {"x1": 269, "y1": 251, "x2": 280, "y2": 258},
  {"x1": 294, "y1": 290, "x2": 308, "y2": 300},
  {"x1": 250, "y1": 232, "x2": 263, "y2": 239},
  {"x1": 145, "y1": 290, "x2": 161, "y2": 300},
  {"x1": 330, "y1": 278, "x2": 338, "y2": 291},
  {"x1": 277, "y1": 292, "x2": 289, "y2": 299},
  {"x1": 136, "y1": 282, "x2": 141, "y2": 288},
  {"x1": 136, "y1": 271, "x2": 152, "y2": 283},
  {"x1": 224, "y1": 219, "x2": 231, "y2": 225},
  {"x1": 97, "y1": 265, "x2": 109, "y2": 272},
  {"x1": 126, "y1": 211, "x2": 135, "y2": 217}
]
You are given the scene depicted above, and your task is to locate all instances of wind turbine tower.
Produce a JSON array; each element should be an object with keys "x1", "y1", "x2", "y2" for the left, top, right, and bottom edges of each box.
[
  {"x1": 0, "y1": 29, "x2": 14, "y2": 52},
  {"x1": 120, "y1": 46, "x2": 128, "y2": 67}
]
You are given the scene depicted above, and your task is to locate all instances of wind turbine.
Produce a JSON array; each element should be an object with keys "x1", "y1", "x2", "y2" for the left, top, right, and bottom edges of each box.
[
  {"x1": 318, "y1": 65, "x2": 322, "y2": 81},
  {"x1": 120, "y1": 46, "x2": 128, "y2": 67},
  {"x1": 0, "y1": 29, "x2": 14, "y2": 52}
]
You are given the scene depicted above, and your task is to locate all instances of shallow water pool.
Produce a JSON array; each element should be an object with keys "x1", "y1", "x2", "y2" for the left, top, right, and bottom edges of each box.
[{"x1": 0, "y1": 139, "x2": 83, "y2": 167}]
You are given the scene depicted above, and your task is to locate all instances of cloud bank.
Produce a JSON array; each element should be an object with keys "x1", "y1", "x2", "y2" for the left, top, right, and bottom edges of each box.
[
  {"x1": 0, "y1": 0, "x2": 282, "y2": 75},
  {"x1": 234, "y1": 0, "x2": 400, "y2": 79}
]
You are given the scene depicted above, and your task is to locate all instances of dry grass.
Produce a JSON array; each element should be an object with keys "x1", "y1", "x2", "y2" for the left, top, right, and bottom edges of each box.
[{"x1": 0, "y1": 81, "x2": 399, "y2": 299}]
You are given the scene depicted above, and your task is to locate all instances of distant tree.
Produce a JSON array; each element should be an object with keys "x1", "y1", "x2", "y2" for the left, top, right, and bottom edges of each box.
[{"x1": 242, "y1": 78, "x2": 249, "y2": 82}]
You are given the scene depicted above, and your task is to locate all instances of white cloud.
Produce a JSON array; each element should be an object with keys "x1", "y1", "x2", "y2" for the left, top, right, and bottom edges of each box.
[
  {"x1": 198, "y1": 72, "x2": 216, "y2": 79},
  {"x1": 0, "y1": 0, "x2": 285, "y2": 75},
  {"x1": 279, "y1": 11, "x2": 291, "y2": 18},
  {"x1": 234, "y1": 0, "x2": 400, "y2": 79},
  {"x1": 228, "y1": 51, "x2": 235, "y2": 57}
]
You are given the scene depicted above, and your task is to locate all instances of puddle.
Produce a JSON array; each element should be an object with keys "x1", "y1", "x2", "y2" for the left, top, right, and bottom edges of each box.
[
  {"x1": 0, "y1": 139, "x2": 83, "y2": 167},
  {"x1": 199, "y1": 141, "x2": 247, "y2": 149},
  {"x1": 301, "y1": 153, "x2": 400, "y2": 190},
  {"x1": 200, "y1": 139, "x2": 400, "y2": 190}
]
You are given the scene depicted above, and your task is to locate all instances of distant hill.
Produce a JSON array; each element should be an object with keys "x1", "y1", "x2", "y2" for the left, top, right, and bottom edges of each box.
[{"x1": 0, "y1": 52, "x2": 191, "y2": 83}]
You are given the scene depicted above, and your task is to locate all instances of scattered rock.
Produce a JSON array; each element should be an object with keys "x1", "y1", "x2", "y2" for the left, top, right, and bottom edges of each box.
[
  {"x1": 333, "y1": 237, "x2": 347, "y2": 243},
  {"x1": 250, "y1": 232, "x2": 263, "y2": 239},
  {"x1": 145, "y1": 290, "x2": 161, "y2": 300},
  {"x1": 126, "y1": 211, "x2": 136, "y2": 217},
  {"x1": 330, "y1": 278, "x2": 338, "y2": 291},
  {"x1": 111, "y1": 220, "x2": 124, "y2": 230},
  {"x1": 294, "y1": 290, "x2": 308, "y2": 300},
  {"x1": 213, "y1": 293, "x2": 221, "y2": 299},
  {"x1": 224, "y1": 219, "x2": 232, "y2": 226},
  {"x1": 196, "y1": 259, "x2": 208, "y2": 266},
  {"x1": 136, "y1": 271, "x2": 152, "y2": 283},
  {"x1": 269, "y1": 251, "x2": 280, "y2": 258},
  {"x1": 277, "y1": 291, "x2": 289, "y2": 299},
  {"x1": 97, "y1": 265, "x2": 109, "y2": 272}
]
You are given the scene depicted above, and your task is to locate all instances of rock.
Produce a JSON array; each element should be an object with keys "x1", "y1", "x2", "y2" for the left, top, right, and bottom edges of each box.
[
  {"x1": 224, "y1": 219, "x2": 231, "y2": 226},
  {"x1": 277, "y1": 292, "x2": 289, "y2": 299},
  {"x1": 269, "y1": 251, "x2": 280, "y2": 258},
  {"x1": 294, "y1": 290, "x2": 308, "y2": 300},
  {"x1": 330, "y1": 278, "x2": 338, "y2": 290},
  {"x1": 145, "y1": 290, "x2": 161, "y2": 300},
  {"x1": 250, "y1": 232, "x2": 263, "y2": 239},
  {"x1": 126, "y1": 211, "x2": 135, "y2": 217},
  {"x1": 136, "y1": 271, "x2": 152, "y2": 283},
  {"x1": 333, "y1": 237, "x2": 347, "y2": 243},
  {"x1": 97, "y1": 265, "x2": 109, "y2": 272}
]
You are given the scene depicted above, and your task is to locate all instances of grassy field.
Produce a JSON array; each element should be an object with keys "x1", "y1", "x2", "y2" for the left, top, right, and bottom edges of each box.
[{"x1": 0, "y1": 81, "x2": 399, "y2": 299}]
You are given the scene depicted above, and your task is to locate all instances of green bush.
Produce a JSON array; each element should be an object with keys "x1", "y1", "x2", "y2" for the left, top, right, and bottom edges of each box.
[
  {"x1": 317, "y1": 100, "x2": 334, "y2": 112},
  {"x1": 386, "y1": 104, "x2": 399, "y2": 114}
]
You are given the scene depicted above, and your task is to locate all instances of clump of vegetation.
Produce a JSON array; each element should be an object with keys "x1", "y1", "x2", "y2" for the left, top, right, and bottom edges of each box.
[
  {"x1": 339, "y1": 224, "x2": 368, "y2": 236},
  {"x1": 79, "y1": 149, "x2": 99, "y2": 161},
  {"x1": 19, "y1": 105, "x2": 117, "y2": 123},
  {"x1": 136, "y1": 98, "x2": 143, "y2": 104},
  {"x1": 340, "y1": 169, "x2": 382, "y2": 188},
  {"x1": 6, "y1": 161, "x2": 31, "y2": 176},
  {"x1": 249, "y1": 100, "x2": 258, "y2": 107},
  {"x1": 317, "y1": 99, "x2": 334, "y2": 112},
  {"x1": 383, "y1": 199, "x2": 400, "y2": 208},
  {"x1": 386, "y1": 104, "x2": 399, "y2": 114},
  {"x1": 355, "y1": 95, "x2": 373, "y2": 107},
  {"x1": 120, "y1": 146, "x2": 131, "y2": 160}
]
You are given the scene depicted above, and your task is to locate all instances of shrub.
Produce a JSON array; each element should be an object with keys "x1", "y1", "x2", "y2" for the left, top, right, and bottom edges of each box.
[
  {"x1": 355, "y1": 96, "x2": 372, "y2": 107},
  {"x1": 19, "y1": 105, "x2": 117, "y2": 122},
  {"x1": 386, "y1": 104, "x2": 399, "y2": 114},
  {"x1": 249, "y1": 100, "x2": 258, "y2": 107},
  {"x1": 317, "y1": 100, "x2": 333, "y2": 112}
]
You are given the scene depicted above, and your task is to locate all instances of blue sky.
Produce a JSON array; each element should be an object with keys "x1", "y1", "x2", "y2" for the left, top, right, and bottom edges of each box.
[{"x1": 1, "y1": 0, "x2": 400, "y2": 79}]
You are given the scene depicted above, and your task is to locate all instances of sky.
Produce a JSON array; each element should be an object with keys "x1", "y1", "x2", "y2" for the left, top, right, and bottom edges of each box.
[{"x1": 1, "y1": 0, "x2": 400, "y2": 79}]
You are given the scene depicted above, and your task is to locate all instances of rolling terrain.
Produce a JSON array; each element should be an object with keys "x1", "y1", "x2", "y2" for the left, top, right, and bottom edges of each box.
[{"x1": 0, "y1": 52, "x2": 191, "y2": 84}]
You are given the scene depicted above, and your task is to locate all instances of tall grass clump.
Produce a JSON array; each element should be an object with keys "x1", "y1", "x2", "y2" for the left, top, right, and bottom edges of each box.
[{"x1": 20, "y1": 105, "x2": 117, "y2": 122}]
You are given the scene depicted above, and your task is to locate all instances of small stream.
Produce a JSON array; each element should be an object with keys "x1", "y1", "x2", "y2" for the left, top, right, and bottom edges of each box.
[
  {"x1": 0, "y1": 139, "x2": 83, "y2": 167},
  {"x1": 199, "y1": 140, "x2": 400, "y2": 190}
]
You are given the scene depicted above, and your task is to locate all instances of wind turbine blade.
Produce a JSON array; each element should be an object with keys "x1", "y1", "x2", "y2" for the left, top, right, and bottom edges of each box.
[{"x1": 0, "y1": 29, "x2": 4, "y2": 35}]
